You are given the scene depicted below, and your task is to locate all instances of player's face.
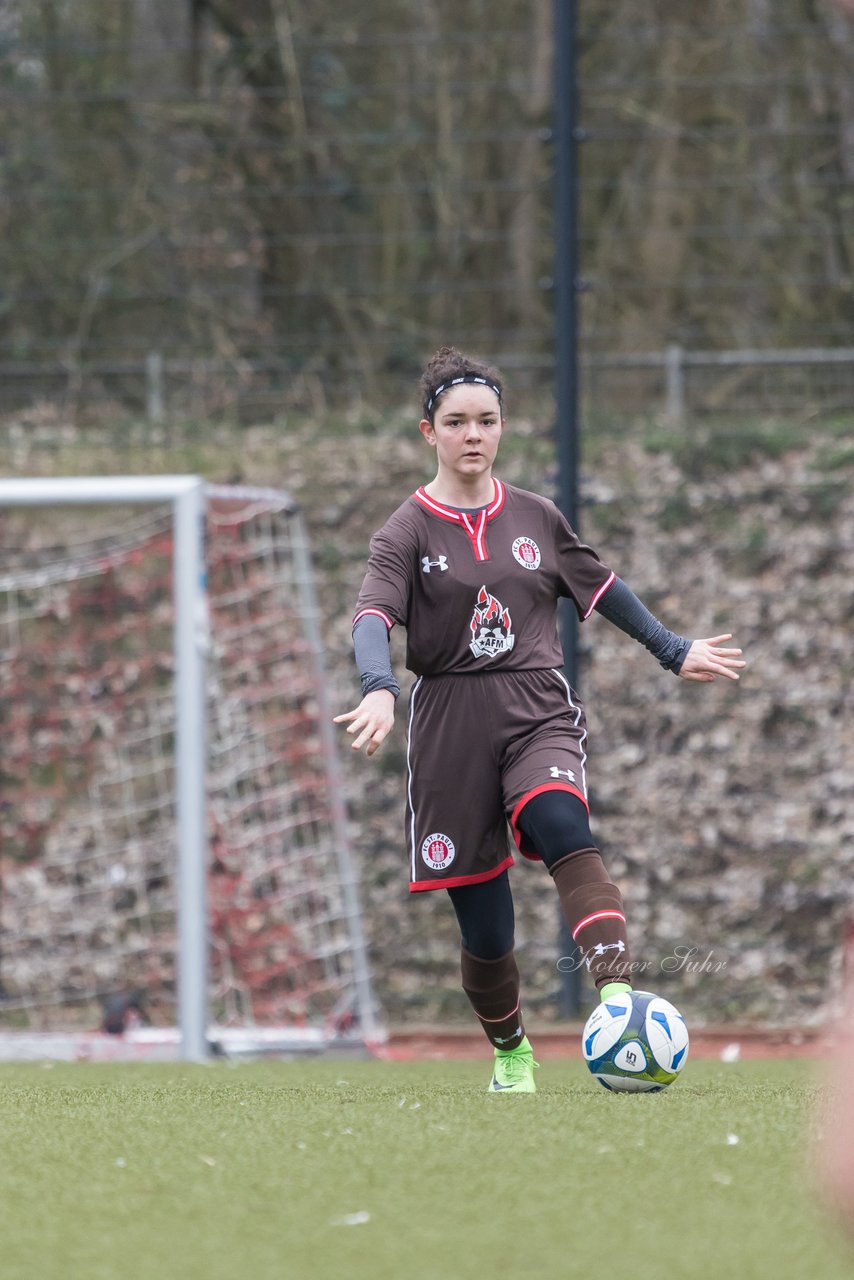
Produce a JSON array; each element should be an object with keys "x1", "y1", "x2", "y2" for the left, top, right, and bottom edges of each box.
[{"x1": 419, "y1": 384, "x2": 503, "y2": 481}]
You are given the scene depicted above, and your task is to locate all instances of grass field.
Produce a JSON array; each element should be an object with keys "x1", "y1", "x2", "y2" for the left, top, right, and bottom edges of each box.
[{"x1": 0, "y1": 1057, "x2": 850, "y2": 1280}]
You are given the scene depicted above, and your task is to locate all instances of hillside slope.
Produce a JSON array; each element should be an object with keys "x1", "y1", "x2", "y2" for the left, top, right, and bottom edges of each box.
[
  {"x1": 2, "y1": 412, "x2": 851, "y2": 1028},
  {"x1": 296, "y1": 418, "x2": 854, "y2": 1027}
]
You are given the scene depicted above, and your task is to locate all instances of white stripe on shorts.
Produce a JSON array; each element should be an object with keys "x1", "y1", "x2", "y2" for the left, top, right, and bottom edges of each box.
[
  {"x1": 550, "y1": 668, "x2": 588, "y2": 799},
  {"x1": 406, "y1": 677, "x2": 423, "y2": 882}
]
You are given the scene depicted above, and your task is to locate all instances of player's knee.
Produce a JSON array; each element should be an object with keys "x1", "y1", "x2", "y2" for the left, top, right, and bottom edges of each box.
[
  {"x1": 517, "y1": 790, "x2": 593, "y2": 869},
  {"x1": 458, "y1": 922, "x2": 514, "y2": 960}
]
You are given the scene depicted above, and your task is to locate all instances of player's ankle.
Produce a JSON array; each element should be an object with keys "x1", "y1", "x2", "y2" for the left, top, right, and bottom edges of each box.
[{"x1": 599, "y1": 980, "x2": 632, "y2": 1001}]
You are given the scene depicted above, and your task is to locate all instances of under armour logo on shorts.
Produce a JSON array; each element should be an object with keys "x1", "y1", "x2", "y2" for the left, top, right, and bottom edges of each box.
[{"x1": 549, "y1": 765, "x2": 576, "y2": 782}]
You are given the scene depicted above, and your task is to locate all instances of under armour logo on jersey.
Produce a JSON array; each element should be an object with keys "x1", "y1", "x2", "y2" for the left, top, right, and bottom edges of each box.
[
  {"x1": 549, "y1": 766, "x2": 576, "y2": 782},
  {"x1": 422, "y1": 555, "x2": 449, "y2": 573}
]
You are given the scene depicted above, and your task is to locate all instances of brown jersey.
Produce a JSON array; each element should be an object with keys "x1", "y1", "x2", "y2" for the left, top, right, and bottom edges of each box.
[{"x1": 353, "y1": 479, "x2": 614, "y2": 674}]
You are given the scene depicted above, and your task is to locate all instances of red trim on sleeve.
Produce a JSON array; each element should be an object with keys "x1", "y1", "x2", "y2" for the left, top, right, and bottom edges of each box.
[
  {"x1": 509, "y1": 782, "x2": 590, "y2": 859},
  {"x1": 583, "y1": 570, "x2": 616, "y2": 620},
  {"x1": 409, "y1": 853, "x2": 514, "y2": 892},
  {"x1": 352, "y1": 607, "x2": 395, "y2": 630}
]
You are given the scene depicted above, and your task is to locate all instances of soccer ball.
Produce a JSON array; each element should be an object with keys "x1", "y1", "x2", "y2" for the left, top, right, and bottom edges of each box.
[{"x1": 581, "y1": 990, "x2": 689, "y2": 1093}]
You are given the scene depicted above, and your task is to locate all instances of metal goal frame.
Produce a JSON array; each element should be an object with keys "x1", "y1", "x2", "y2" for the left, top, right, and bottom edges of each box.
[{"x1": 0, "y1": 476, "x2": 379, "y2": 1060}]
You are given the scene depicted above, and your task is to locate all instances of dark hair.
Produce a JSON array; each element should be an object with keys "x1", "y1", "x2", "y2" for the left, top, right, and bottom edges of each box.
[{"x1": 420, "y1": 346, "x2": 505, "y2": 421}]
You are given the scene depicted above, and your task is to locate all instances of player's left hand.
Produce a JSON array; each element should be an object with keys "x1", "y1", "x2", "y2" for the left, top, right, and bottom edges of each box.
[{"x1": 678, "y1": 634, "x2": 745, "y2": 683}]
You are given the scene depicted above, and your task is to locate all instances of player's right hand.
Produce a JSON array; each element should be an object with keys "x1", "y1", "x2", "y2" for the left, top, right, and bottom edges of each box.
[{"x1": 333, "y1": 689, "x2": 396, "y2": 756}]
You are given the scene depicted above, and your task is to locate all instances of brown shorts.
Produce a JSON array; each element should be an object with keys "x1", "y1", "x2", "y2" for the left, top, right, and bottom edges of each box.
[{"x1": 405, "y1": 668, "x2": 589, "y2": 891}]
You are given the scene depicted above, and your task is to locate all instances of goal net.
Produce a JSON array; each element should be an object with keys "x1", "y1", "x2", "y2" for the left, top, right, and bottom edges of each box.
[{"x1": 0, "y1": 478, "x2": 380, "y2": 1060}]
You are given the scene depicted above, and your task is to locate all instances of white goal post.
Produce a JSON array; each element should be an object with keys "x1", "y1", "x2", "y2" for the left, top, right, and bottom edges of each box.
[{"x1": 0, "y1": 476, "x2": 381, "y2": 1060}]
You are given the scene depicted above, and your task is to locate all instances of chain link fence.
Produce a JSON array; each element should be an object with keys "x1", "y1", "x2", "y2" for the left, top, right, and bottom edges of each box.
[{"x1": 2, "y1": 347, "x2": 851, "y2": 426}]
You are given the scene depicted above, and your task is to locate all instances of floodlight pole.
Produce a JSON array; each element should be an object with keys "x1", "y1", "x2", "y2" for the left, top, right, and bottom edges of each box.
[
  {"x1": 555, "y1": 0, "x2": 580, "y2": 624},
  {"x1": 554, "y1": 0, "x2": 584, "y2": 1017}
]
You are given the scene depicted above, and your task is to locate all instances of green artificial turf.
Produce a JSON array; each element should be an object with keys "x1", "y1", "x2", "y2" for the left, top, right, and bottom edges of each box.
[{"x1": 0, "y1": 1057, "x2": 850, "y2": 1280}]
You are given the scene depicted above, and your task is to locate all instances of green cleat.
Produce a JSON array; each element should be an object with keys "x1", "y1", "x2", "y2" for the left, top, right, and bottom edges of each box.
[{"x1": 488, "y1": 1035, "x2": 539, "y2": 1093}]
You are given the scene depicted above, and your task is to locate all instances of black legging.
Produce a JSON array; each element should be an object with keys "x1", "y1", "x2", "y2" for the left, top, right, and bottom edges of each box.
[
  {"x1": 448, "y1": 869, "x2": 515, "y2": 960},
  {"x1": 447, "y1": 790, "x2": 593, "y2": 959}
]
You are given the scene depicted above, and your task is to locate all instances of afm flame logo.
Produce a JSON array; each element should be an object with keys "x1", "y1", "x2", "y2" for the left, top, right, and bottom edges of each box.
[{"x1": 469, "y1": 586, "x2": 515, "y2": 660}]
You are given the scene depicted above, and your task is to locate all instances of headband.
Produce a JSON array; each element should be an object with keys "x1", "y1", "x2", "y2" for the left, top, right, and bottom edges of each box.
[{"x1": 426, "y1": 374, "x2": 502, "y2": 415}]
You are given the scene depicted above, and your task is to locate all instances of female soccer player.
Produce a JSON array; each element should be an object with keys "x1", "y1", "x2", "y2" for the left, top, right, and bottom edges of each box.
[{"x1": 335, "y1": 346, "x2": 744, "y2": 1093}]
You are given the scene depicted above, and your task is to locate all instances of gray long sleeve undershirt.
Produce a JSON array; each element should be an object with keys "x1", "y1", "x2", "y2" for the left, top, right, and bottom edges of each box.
[
  {"x1": 595, "y1": 577, "x2": 691, "y2": 672},
  {"x1": 351, "y1": 576, "x2": 691, "y2": 696},
  {"x1": 353, "y1": 613, "x2": 402, "y2": 698}
]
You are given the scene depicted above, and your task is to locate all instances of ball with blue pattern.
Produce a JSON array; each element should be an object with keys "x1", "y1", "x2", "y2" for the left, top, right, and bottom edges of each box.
[{"x1": 581, "y1": 990, "x2": 689, "y2": 1092}]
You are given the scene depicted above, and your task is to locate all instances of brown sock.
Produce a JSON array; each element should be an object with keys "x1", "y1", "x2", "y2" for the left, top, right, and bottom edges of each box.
[
  {"x1": 460, "y1": 947, "x2": 526, "y2": 1050},
  {"x1": 549, "y1": 848, "x2": 631, "y2": 989}
]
